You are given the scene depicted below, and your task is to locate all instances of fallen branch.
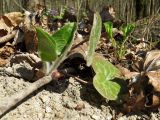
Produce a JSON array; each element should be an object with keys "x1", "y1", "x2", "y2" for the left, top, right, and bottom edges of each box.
[
  {"x1": 0, "y1": 30, "x2": 17, "y2": 44},
  {"x1": 0, "y1": 75, "x2": 52, "y2": 118},
  {"x1": 68, "y1": 74, "x2": 92, "y2": 85}
]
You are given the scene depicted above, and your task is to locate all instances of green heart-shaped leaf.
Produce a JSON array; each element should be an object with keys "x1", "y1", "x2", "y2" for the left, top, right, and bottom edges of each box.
[
  {"x1": 36, "y1": 22, "x2": 76, "y2": 62},
  {"x1": 87, "y1": 12, "x2": 102, "y2": 66},
  {"x1": 92, "y1": 55, "x2": 121, "y2": 100},
  {"x1": 49, "y1": 23, "x2": 77, "y2": 72},
  {"x1": 52, "y1": 23, "x2": 76, "y2": 55},
  {"x1": 36, "y1": 28, "x2": 57, "y2": 61}
]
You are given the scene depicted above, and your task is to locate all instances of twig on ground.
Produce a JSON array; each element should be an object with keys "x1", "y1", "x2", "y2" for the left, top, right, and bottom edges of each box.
[
  {"x1": 71, "y1": 39, "x2": 88, "y2": 50},
  {"x1": 67, "y1": 73, "x2": 92, "y2": 85}
]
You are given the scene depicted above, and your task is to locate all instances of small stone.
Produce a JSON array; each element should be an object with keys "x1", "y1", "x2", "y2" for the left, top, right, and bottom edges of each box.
[
  {"x1": 150, "y1": 113, "x2": 159, "y2": 120},
  {"x1": 106, "y1": 114, "x2": 113, "y2": 120},
  {"x1": 45, "y1": 106, "x2": 52, "y2": 113},
  {"x1": 91, "y1": 114, "x2": 100, "y2": 120},
  {"x1": 34, "y1": 101, "x2": 41, "y2": 111},
  {"x1": 40, "y1": 96, "x2": 50, "y2": 104},
  {"x1": 55, "y1": 111, "x2": 65, "y2": 119},
  {"x1": 75, "y1": 101, "x2": 85, "y2": 110},
  {"x1": 23, "y1": 114, "x2": 27, "y2": 118},
  {"x1": 38, "y1": 113, "x2": 44, "y2": 119}
]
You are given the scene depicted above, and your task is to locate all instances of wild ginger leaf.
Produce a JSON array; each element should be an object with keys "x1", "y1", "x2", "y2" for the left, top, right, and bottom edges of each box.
[
  {"x1": 36, "y1": 23, "x2": 76, "y2": 62},
  {"x1": 52, "y1": 23, "x2": 76, "y2": 55},
  {"x1": 48, "y1": 23, "x2": 77, "y2": 74},
  {"x1": 92, "y1": 55, "x2": 121, "y2": 100},
  {"x1": 104, "y1": 21, "x2": 113, "y2": 39},
  {"x1": 36, "y1": 27, "x2": 57, "y2": 61},
  {"x1": 87, "y1": 12, "x2": 102, "y2": 66},
  {"x1": 121, "y1": 23, "x2": 134, "y2": 38}
]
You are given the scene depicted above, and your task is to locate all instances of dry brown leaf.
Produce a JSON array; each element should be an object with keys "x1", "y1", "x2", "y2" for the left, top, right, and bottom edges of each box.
[
  {"x1": 0, "y1": 43, "x2": 14, "y2": 66},
  {"x1": 135, "y1": 42, "x2": 147, "y2": 52},
  {"x1": 24, "y1": 30, "x2": 38, "y2": 52},
  {"x1": 144, "y1": 50, "x2": 160, "y2": 72},
  {"x1": 0, "y1": 43, "x2": 14, "y2": 58},
  {"x1": 146, "y1": 71, "x2": 160, "y2": 92},
  {"x1": 2, "y1": 16, "x2": 13, "y2": 27},
  {"x1": 108, "y1": 6, "x2": 116, "y2": 18},
  {"x1": 68, "y1": 34, "x2": 87, "y2": 60},
  {"x1": 0, "y1": 30, "x2": 17, "y2": 44},
  {"x1": 0, "y1": 12, "x2": 23, "y2": 44},
  {"x1": 23, "y1": 11, "x2": 32, "y2": 30},
  {"x1": 4, "y1": 12, "x2": 24, "y2": 27},
  {"x1": 116, "y1": 65, "x2": 139, "y2": 80},
  {"x1": 34, "y1": 69, "x2": 45, "y2": 80},
  {"x1": 22, "y1": 11, "x2": 38, "y2": 52},
  {"x1": 151, "y1": 94, "x2": 160, "y2": 107},
  {"x1": 0, "y1": 58, "x2": 8, "y2": 67},
  {"x1": 0, "y1": 17, "x2": 11, "y2": 34},
  {"x1": 0, "y1": 29, "x2": 7, "y2": 37},
  {"x1": 112, "y1": 28, "x2": 123, "y2": 35},
  {"x1": 33, "y1": 4, "x2": 45, "y2": 14},
  {"x1": 144, "y1": 50, "x2": 160, "y2": 92},
  {"x1": 123, "y1": 90, "x2": 145, "y2": 112},
  {"x1": 122, "y1": 50, "x2": 160, "y2": 112},
  {"x1": 145, "y1": 93, "x2": 160, "y2": 109}
]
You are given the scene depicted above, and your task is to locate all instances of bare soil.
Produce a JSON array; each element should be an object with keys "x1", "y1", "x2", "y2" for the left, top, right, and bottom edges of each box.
[{"x1": 0, "y1": 61, "x2": 160, "y2": 120}]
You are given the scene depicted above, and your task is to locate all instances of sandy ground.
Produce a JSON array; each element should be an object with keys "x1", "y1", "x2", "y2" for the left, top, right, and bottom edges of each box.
[{"x1": 0, "y1": 68, "x2": 160, "y2": 120}]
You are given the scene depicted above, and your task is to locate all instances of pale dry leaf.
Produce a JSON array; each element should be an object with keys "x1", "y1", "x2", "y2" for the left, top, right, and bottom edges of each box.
[
  {"x1": 112, "y1": 28, "x2": 123, "y2": 35},
  {"x1": 0, "y1": 30, "x2": 17, "y2": 44},
  {"x1": 0, "y1": 43, "x2": 14, "y2": 66},
  {"x1": 123, "y1": 90, "x2": 145, "y2": 112},
  {"x1": 151, "y1": 94, "x2": 160, "y2": 107},
  {"x1": 24, "y1": 30, "x2": 38, "y2": 52},
  {"x1": 4, "y1": 12, "x2": 24, "y2": 27},
  {"x1": 0, "y1": 43, "x2": 14, "y2": 58},
  {"x1": 23, "y1": 11, "x2": 32, "y2": 30},
  {"x1": 68, "y1": 33, "x2": 87, "y2": 60},
  {"x1": 135, "y1": 42, "x2": 147, "y2": 52},
  {"x1": 0, "y1": 58, "x2": 8, "y2": 67},
  {"x1": 108, "y1": 6, "x2": 115, "y2": 18},
  {"x1": 22, "y1": 11, "x2": 38, "y2": 52},
  {"x1": 146, "y1": 71, "x2": 160, "y2": 92},
  {"x1": 116, "y1": 65, "x2": 139, "y2": 80},
  {"x1": 144, "y1": 50, "x2": 160, "y2": 72},
  {"x1": 145, "y1": 93, "x2": 160, "y2": 108},
  {"x1": 10, "y1": 53, "x2": 41, "y2": 67},
  {"x1": 12, "y1": 29, "x2": 24, "y2": 45},
  {"x1": 2, "y1": 16, "x2": 13, "y2": 27},
  {"x1": 0, "y1": 17, "x2": 12, "y2": 34},
  {"x1": 0, "y1": 12, "x2": 24, "y2": 42}
]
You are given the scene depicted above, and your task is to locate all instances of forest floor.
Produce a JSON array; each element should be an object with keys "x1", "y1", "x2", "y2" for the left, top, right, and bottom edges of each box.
[
  {"x1": 0, "y1": 7, "x2": 160, "y2": 120},
  {"x1": 0, "y1": 74, "x2": 160, "y2": 120},
  {"x1": 0, "y1": 74, "x2": 159, "y2": 120}
]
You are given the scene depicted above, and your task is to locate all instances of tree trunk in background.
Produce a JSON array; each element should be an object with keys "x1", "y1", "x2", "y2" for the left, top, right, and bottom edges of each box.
[{"x1": 0, "y1": 0, "x2": 159, "y2": 22}]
